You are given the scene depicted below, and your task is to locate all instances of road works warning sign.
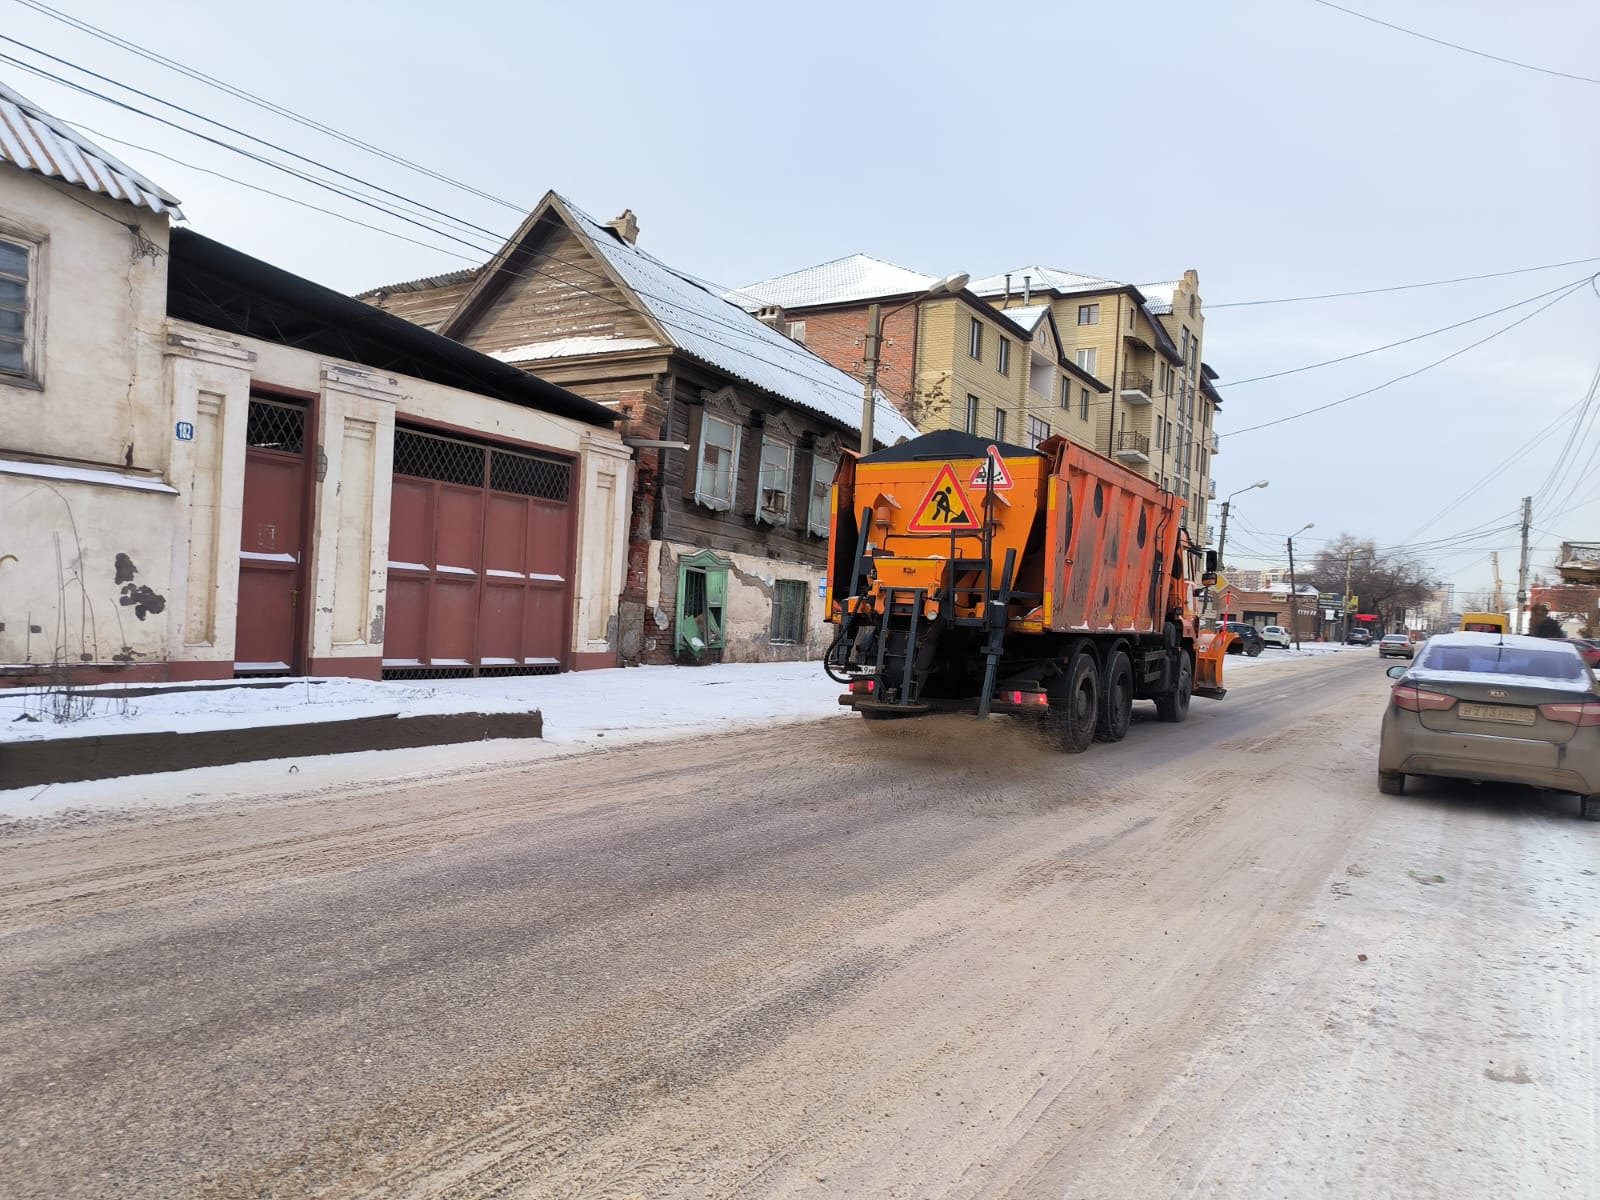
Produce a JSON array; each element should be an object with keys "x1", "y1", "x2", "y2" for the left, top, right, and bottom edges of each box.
[
  {"x1": 908, "y1": 463, "x2": 982, "y2": 532},
  {"x1": 968, "y1": 449, "x2": 1014, "y2": 490}
]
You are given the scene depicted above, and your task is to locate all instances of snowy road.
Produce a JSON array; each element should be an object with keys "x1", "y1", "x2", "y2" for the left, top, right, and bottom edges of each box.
[{"x1": 1, "y1": 652, "x2": 1595, "y2": 1199}]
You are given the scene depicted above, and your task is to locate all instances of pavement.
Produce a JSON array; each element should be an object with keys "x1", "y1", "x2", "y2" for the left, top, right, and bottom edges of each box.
[{"x1": 5, "y1": 647, "x2": 1593, "y2": 1198}]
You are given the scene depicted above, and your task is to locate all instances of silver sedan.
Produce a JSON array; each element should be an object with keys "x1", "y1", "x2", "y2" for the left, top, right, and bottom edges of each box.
[{"x1": 1379, "y1": 631, "x2": 1600, "y2": 820}]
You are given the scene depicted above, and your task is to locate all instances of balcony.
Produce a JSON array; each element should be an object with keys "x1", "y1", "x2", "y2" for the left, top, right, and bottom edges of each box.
[
  {"x1": 1113, "y1": 430, "x2": 1150, "y2": 463},
  {"x1": 1207, "y1": 479, "x2": 1216, "y2": 499},
  {"x1": 1119, "y1": 370, "x2": 1153, "y2": 404}
]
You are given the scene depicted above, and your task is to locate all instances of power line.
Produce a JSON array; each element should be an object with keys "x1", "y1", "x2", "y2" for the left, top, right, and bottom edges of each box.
[
  {"x1": 1219, "y1": 278, "x2": 1593, "y2": 440},
  {"x1": 1306, "y1": 0, "x2": 1600, "y2": 86},
  {"x1": 1, "y1": 50, "x2": 890, "y2": 406},
  {"x1": 10, "y1": 0, "x2": 526, "y2": 211},
  {"x1": 1222, "y1": 276, "x2": 1591, "y2": 387},
  {"x1": 1206, "y1": 256, "x2": 1600, "y2": 309}
]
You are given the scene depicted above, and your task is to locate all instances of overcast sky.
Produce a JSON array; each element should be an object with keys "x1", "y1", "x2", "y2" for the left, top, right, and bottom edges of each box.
[{"x1": 6, "y1": 0, "x2": 1596, "y2": 600}]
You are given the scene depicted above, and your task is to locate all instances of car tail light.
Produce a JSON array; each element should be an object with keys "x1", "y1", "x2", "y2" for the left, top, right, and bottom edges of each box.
[
  {"x1": 1537, "y1": 702, "x2": 1600, "y2": 726},
  {"x1": 1391, "y1": 685, "x2": 1456, "y2": 712}
]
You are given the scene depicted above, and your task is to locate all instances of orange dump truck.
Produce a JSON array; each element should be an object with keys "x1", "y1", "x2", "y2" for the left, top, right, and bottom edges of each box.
[{"x1": 824, "y1": 429, "x2": 1234, "y2": 751}]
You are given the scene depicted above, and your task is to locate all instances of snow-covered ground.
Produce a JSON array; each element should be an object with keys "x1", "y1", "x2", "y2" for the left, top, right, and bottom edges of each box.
[{"x1": 0, "y1": 648, "x2": 1362, "y2": 821}]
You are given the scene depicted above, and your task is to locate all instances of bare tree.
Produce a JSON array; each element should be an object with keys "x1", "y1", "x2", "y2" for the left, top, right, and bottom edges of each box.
[{"x1": 1306, "y1": 534, "x2": 1436, "y2": 631}]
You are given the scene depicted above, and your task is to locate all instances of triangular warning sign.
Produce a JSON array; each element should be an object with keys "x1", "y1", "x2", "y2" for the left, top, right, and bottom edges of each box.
[
  {"x1": 908, "y1": 463, "x2": 982, "y2": 532},
  {"x1": 969, "y1": 449, "x2": 1015, "y2": 490}
]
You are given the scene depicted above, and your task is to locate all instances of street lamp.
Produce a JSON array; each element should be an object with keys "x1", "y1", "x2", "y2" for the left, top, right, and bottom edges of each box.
[
  {"x1": 860, "y1": 272, "x2": 970, "y2": 454},
  {"x1": 1215, "y1": 479, "x2": 1269, "y2": 573},
  {"x1": 1286, "y1": 521, "x2": 1314, "y2": 651}
]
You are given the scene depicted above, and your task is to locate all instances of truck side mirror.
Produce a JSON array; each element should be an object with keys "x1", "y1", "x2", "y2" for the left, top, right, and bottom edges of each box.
[{"x1": 1205, "y1": 550, "x2": 1218, "y2": 574}]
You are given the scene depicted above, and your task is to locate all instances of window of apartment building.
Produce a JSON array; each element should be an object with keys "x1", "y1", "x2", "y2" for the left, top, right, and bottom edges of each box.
[
  {"x1": 1155, "y1": 415, "x2": 1164, "y2": 452},
  {"x1": 1079, "y1": 388, "x2": 1089, "y2": 421},
  {"x1": 756, "y1": 438, "x2": 793, "y2": 525},
  {"x1": 1060, "y1": 376, "x2": 1071, "y2": 411},
  {"x1": 785, "y1": 320, "x2": 807, "y2": 344},
  {"x1": 1180, "y1": 327, "x2": 1189, "y2": 362},
  {"x1": 694, "y1": 413, "x2": 740, "y2": 510},
  {"x1": 994, "y1": 408, "x2": 1008, "y2": 443},
  {"x1": 1075, "y1": 347, "x2": 1096, "y2": 376},
  {"x1": 997, "y1": 337, "x2": 1010, "y2": 376},
  {"x1": 965, "y1": 394, "x2": 980, "y2": 434},
  {"x1": 969, "y1": 317, "x2": 983, "y2": 360},
  {"x1": 1027, "y1": 415, "x2": 1050, "y2": 448},
  {"x1": 1078, "y1": 303, "x2": 1099, "y2": 326},
  {"x1": 770, "y1": 579, "x2": 807, "y2": 644},
  {"x1": 0, "y1": 236, "x2": 35, "y2": 381},
  {"x1": 1128, "y1": 306, "x2": 1135, "y2": 330},
  {"x1": 808, "y1": 453, "x2": 835, "y2": 535}
]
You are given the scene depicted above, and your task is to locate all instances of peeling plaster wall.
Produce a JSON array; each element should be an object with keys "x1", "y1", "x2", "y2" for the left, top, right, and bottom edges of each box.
[
  {"x1": 0, "y1": 165, "x2": 176, "y2": 670},
  {"x1": 643, "y1": 539, "x2": 828, "y2": 664}
]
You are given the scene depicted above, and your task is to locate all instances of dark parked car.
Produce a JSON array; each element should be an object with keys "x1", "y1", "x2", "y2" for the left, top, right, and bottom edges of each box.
[
  {"x1": 1348, "y1": 628, "x2": 1373, "y2": 646},
  {"x1": 1220, "y1": 621, "x2": 1264, "y2": 657}
]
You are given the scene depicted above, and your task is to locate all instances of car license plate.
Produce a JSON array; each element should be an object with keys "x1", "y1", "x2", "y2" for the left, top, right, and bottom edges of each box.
[{"x1": 1459, "y1": 703, "x2": 1536, "y2": 725}]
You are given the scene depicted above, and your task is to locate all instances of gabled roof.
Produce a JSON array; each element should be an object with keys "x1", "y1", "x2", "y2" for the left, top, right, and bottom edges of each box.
[
  {"x1": 168, "y1": 229, "x2": 616, "y2": 428},
  {"x1": 0, "y1": 78, "x2": 179, "y2": 215},
  {"x1": 442, "y1": 193, "x2": 918, "y2": 446},
  {"x1": 998, "y1": 303, "x2": 1051, "y2": 334},
  {"x1": 727, "y1": 253, "x2": 939, "y2": 311},
  {"x1": 967, "y1": 266, "x2": 1119, "y2": 298}
]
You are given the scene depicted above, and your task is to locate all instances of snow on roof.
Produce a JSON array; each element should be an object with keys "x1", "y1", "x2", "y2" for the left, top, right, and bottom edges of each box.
[
  {"x1": 726, "y1": 253, "x2": 938, "y2": 312},
  {"x1": 967, "y1": 266, "x2": 1120, "y2": 298},
  {"x1": 488, "y1": 334, "x2": 661, "y2": 363},
  {"x1": 560, "y1": 198, "x2": 918, "y2": 445},
  {"x1": 0, "y1": 78, "x2": 179, "y2": 215},
  {"x1": 1139, "y1": 280, "x2": 1180, "y2": 315},
  {"x1": 997, "y1": 304, "x2": 1050, "y2": 334}
]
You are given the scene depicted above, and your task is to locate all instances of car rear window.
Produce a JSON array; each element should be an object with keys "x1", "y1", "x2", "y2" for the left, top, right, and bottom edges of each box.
[{"x1": 1419, "y1": 643, "x2": 1586, "y2": 681}]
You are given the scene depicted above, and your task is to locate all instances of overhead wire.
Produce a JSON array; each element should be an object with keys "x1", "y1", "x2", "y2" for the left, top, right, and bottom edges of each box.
[
  {"x1": 1222, "y1": 276, "x2": 1590, "y2": 387},
  {"x1": 1219, "y1": 277, "x2": 1595, "y2": 440},
  {"x1": 1305, "y1": 0, "x2": 1600, "y2": 86},
  {"x1": 1206, "y1": 257, "x2": 1600, "y2": 309}
]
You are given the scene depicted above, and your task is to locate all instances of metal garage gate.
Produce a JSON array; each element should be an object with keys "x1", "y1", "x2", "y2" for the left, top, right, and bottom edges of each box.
[{"x1": 383, "y1": 427, "x2": 574, "y2": 679}]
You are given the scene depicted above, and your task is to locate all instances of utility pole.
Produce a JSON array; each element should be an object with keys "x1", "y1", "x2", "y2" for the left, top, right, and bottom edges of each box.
[
  {"x1": 1516, "y1": 494, "x2": 1533, "y2": 634},
  {"x1": 1342, "y1": 549, "x2": 1354, "y2": 643},
  {"x1": 1287, "y1": 535, "x2": 1301, "y2": 651},
  {"x1": 1217, "y1": 500, "x2": 1232, "y2": 572},
  {"x1": 859, "y1": 302, "x2": 882, "y2": 456}
]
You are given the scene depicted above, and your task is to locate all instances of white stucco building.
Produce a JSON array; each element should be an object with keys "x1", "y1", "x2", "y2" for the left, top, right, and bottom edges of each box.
[{"x1": 0, "y1": 81, "x2": 631, "y2": 684}]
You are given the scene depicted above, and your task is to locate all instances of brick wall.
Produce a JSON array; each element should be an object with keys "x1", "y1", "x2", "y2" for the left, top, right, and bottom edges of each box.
[{"x1": 786, "y1": 304, "x2": 919, "y2": 419}]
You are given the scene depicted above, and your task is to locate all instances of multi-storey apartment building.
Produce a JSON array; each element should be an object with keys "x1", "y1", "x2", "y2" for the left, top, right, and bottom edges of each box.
[
  {"x1": 969, "y1": 268, "x2": 1218, "y2": 546},
  {"x1": 727, "y1": 255, "x2": 1107, "y2": 451}
]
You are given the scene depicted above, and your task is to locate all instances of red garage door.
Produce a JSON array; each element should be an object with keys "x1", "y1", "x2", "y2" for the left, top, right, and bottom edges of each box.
[{"x1": 384, "y1": 428, "x2": 573, "y2": 678}]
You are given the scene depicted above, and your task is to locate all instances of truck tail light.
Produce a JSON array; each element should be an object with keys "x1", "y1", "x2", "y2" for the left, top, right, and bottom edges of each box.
[
  {"x1": 1538, "y1": 702, "x2": 1600, "y2": 726},
  {"x1": 851, "y1": 679, "x2": 875, "y2": 695},
  {"x1": 1391, "y1": 685, "x2": 1456, "y2": 713}
]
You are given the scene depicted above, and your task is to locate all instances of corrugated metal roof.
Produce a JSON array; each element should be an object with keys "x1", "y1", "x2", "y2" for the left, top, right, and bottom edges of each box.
[
  {"x1": 728, "y1": 253, "x2": 938, "y2": 311},
  {"x1": 0, "y1": 79, "x2": 179, "y2": 215},
  {"x1": 559, "y1": 197, "x2": 919, "y2": 445},
  {"x1": 1139, "y1": 280, "x2": 1180, "y2": 315},
  {"x1": 997, "y1": 303, "x2": 1050, "y2": 334},
  {"x1": 353, "y1": 266, "x2": 481, "y2": 298},
  {"x1": 967, "y1": 266, "x2": 1119, "y2": 298}
]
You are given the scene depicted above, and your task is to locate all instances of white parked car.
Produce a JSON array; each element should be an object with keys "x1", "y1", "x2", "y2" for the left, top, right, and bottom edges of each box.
[{"x1": 1261, "y1": 625, "x2": 1292, "y2": 649}]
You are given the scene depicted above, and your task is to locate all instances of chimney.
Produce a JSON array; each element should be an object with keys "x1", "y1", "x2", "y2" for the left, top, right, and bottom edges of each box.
[
  {"x1": 756, "y1": 304, "x2": 786, "y2": 331},
  {"x1": 1023, "y1": 274, "x2": 1032, "y2": 305},
  {"x1": 1004, "y1": 273, "x2": 1012, "y2": 303},
  {"x1": 605, "y1": 209, "x2": 640, "y2": 245}
]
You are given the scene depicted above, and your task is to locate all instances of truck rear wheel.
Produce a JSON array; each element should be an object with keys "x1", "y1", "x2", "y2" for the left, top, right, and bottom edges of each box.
[
  {"x1": 1048, "y1": 650, "x2": 1099, "y2": 754},
  {"x1": 1155, "y1": 649, "x2": 1193, "y2": 723},
  {"x1": 1096, "y1": 650, "x2": 1133, "y2": 742}
]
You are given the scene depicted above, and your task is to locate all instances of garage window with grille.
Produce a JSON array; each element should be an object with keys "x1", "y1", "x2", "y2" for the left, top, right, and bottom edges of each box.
[
  {"x1": 756, "y1": 438, "x2": 792, "y2": 525},
  {"x1": 0, "y1": 236, "x2": 35, "y2": 381},
  {"x1": 808, "y1": 453, "x2": 835, "y2": 535},
  {"x1": 695, "y1": 414, "x2": 739, "y2": 510},
  {"x1": 770, "y1": 579, "x2": 807, "y2": 644}
]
